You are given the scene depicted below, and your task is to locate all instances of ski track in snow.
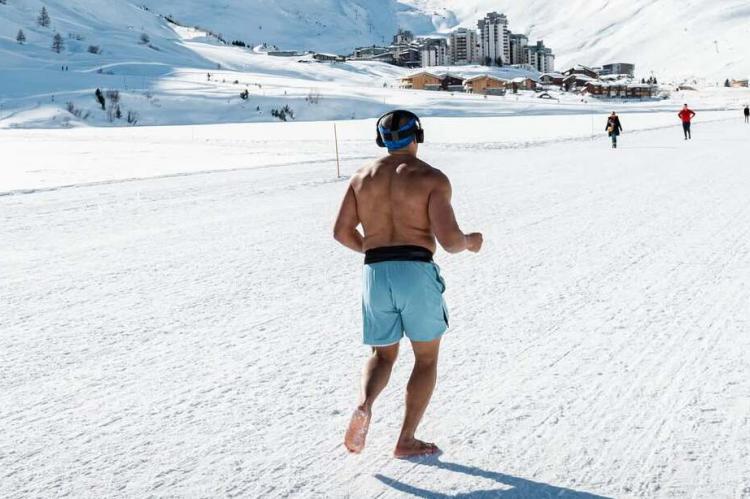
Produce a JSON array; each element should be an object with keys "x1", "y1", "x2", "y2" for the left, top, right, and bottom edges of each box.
[{"x1": 1, "y1": 117, "x2": 750, "y2": 498}]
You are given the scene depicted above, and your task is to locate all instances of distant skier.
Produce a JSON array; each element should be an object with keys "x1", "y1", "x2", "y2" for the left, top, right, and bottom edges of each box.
[
  {"x1": 678, "y1": 104, "x2": 696, "y2": 140},
  {"x1": 334, "y1": 110, "x2": 483, "y2": 459},
  {"x1": 744, "y1": 105, "x2": 749, "y2": 124},
  {"x1": 606, "y1": 112, "x2": 623, "y2": 149}
]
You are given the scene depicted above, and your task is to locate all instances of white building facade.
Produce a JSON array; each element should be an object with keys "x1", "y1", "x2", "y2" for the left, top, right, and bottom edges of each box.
[
  {"x1": 419, "y1": 38, "x2": 450, "y2": 67},
  {"x1": 509, "y1": 33, "x2": 529, "y2": 65},
  {"x1": 526, "y1": 40, "x2": 555, "y2": 73},
  {"x1": 478, "y1": 12, "x2": 510, "y2": 66},
  {"x1": 411, "y1": 12, "x2": 554, "y2": 70},
  {"x1": 449, "y1": 28, "x2": 479, "y2": 65}
]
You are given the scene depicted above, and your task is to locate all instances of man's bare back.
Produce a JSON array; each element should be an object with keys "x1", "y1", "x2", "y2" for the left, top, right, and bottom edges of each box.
[
  {"x1": 351, "y1": 154, "x2": 442, "y2": 253},
  {"x1": 335, "y1": 153, "x2": 480, "y2": 255}
]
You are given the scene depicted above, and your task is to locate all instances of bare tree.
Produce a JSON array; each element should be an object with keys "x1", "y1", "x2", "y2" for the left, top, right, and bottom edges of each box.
[{"x1": 105, "y1": 90, "x2": 121, "y2": 122}]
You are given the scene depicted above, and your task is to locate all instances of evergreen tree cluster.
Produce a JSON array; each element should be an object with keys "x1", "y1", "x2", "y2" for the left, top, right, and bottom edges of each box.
[{"x1": 271, "y1": 105, "x2": 295, "y2": 122}]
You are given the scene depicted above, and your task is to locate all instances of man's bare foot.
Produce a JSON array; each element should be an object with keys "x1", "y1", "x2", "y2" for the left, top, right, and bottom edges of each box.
[
  {"x1": 344, "y1": 406, "x2": 371, "y2": 453},
  {"x1": 393, "y1": 438, "x2": 440, "y2": 459}
]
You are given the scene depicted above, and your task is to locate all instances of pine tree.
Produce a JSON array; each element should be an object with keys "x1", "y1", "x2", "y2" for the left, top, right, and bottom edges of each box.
[
  {"x1": 51, "y1": 32, "x2": 64, "y2": 53},
  {"x1": 725, "y1": 78, "x2": 731, "y2": 87},
  {"x1": 38, "y1": 6, "x2": 51, "y2": 27},
  {"x1": 16, "y1": 29, "x2": 26, "y2": 44}
]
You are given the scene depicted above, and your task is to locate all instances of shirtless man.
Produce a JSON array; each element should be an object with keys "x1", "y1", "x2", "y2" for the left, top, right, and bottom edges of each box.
[{"x1": 334, "y1": 110, "x2": 483, "y2": 458}]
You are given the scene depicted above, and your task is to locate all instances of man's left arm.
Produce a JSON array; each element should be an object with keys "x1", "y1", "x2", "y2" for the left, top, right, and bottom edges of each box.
[{"x1": 333, "y1": 184, "x2": 364, "y2": 253}]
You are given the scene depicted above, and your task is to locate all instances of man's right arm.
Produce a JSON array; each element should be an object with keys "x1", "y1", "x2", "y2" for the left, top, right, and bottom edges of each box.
[{"x1": 427, "y1": 173, "x2": 482, "y2": 254}]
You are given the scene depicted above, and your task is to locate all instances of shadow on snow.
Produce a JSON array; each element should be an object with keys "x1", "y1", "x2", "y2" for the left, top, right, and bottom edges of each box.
[{"x1": 375, "y1": 456, "x2": 611, "y2": 498}]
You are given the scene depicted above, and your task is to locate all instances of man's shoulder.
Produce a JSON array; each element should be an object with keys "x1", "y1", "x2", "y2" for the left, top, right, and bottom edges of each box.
[
  {"x1": 413, "y1": 158, "x2": 447, "y2": 180},
  {"x1": 352, "y1": 159, "x2": 382, "y2": 180}
]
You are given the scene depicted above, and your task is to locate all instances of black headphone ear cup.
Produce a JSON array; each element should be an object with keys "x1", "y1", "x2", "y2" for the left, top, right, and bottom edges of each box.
[
  {"x1": 375, "y1": 115, "x2": 385, "y2": 147},
  {"x1": 416, "y1": 129, "x2": 425, "y2": 144}
]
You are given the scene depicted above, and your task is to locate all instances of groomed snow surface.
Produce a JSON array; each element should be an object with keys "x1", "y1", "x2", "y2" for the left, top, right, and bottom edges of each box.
[{"x1": 2, "y1": 113, "x2": 750, "y2": 498}]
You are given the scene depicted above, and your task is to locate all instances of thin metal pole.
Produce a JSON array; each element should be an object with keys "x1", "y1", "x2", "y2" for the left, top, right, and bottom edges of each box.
[{"x1": 334, "y1": 123, "x2": 341, "y2": 178}]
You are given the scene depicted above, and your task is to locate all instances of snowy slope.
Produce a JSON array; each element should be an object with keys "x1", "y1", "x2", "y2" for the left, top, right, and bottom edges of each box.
[
  {"x1": 0, "y1": 0, "x2": 210, "y2": 70},
  {"x1": 404, "y1": 0, "x2": 750, "y2": 80},
  {"x1": 1, "y1": 0, "x2": 748, "y2": 129},
  {"x1": 0, "y1": 1, "x2": 434, "y2": 127},
  {"x1": 140, "y1": 0, "x2": 435, "y2": 54}
]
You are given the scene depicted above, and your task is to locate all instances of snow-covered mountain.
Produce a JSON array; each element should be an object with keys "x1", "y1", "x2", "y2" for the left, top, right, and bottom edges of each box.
[
  {"x1": 139, "y1": 0, "x2": 436, "y2": 54},
  {"x1": 403, "y1": 0, "x2": 750, "y2": 80},
  {"x1": 1, "y1": 0, "x2": 748, "y2": 128},
  {"x1": 136, "y1": 0, "x2": 750, "y2": 79},
  {"x1": 2, "y1": 0, "x2": 748, "y2": 79}
]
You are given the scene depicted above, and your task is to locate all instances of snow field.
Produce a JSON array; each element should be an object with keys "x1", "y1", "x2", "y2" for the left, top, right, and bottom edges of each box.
[
  {"x1": 0, "y1": 109, "x2": 740, "y2": 194},
  {"x1": 2, "y1": 114, "x2": 749, "y2": 497}
]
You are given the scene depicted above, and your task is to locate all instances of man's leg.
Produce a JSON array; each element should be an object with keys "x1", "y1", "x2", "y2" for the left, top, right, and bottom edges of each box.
[
  {"x1": 395, "y1": 338, "x2": 441, "y2": 458},
  {"x1": 345, "y1": 343, "x2": 399, "y2": 453}
]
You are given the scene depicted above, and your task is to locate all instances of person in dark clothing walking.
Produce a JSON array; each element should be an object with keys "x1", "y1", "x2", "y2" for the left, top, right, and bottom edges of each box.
[
  {"x1": 606, "y1": 112, "x2": 623, "y2": 148},
  {"x1": 744, "y1": 105, "x2": 749, "y2": 124},
  {"x1": 678, "y1": 104, "x2": 696, "y2": 140}
]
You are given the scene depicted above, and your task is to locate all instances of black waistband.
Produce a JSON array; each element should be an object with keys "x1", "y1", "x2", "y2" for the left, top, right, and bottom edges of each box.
[{"x1": 364, "y1": 245, "x2": 433, "y2": 265}]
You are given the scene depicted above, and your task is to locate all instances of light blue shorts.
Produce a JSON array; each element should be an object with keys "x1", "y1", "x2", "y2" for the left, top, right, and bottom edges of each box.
[{"x1": 362, "y1": 261, "x2": 449, "y2": 346}]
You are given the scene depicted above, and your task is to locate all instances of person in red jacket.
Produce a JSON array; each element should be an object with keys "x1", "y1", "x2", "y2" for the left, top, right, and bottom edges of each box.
[{"x1": 678, "y1": 104, "x2": 696, "y2": 140}]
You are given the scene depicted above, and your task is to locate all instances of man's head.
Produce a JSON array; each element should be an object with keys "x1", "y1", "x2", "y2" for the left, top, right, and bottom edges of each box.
[
  {"x1": 611, "y1": 111, "x2": 617, "y2": 116},
  {"x1": 376, "y1": 110, "x2": 424, "y2": 155},
  {"x1": 684, "y1": 103, "x2": 689, "y2": 108}
]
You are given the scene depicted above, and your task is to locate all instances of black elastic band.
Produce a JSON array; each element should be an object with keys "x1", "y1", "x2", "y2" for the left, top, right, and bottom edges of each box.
[{"x1": 364, "y1": 245, "x2": 433, "y2": 265}]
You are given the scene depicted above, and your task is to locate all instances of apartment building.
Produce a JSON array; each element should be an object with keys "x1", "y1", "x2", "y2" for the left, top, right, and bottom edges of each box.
[
  {"x1": 526, "y1": 40, "x2": 555, "y2": 73},
  {"x1": 419, "y1": 38, "x2": 450, "y2": 67},
  {"x1": 449, "y1": 28, "x2": 479, "y2": 65},
  {"x1": 600, "y1": 63, "x2": 635, "y2": 77},
  {"x1": 478, "y1": 12, "x2": 510, "y2": 66},
  {"x1": 509, "y1": 33, "x2": 529, "y2": 65}
]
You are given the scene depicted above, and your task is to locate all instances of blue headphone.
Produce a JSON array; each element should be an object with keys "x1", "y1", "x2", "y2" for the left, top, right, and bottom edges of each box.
[{"x1": 376, "y1": 110, "x2": 424, "y2": 149}]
